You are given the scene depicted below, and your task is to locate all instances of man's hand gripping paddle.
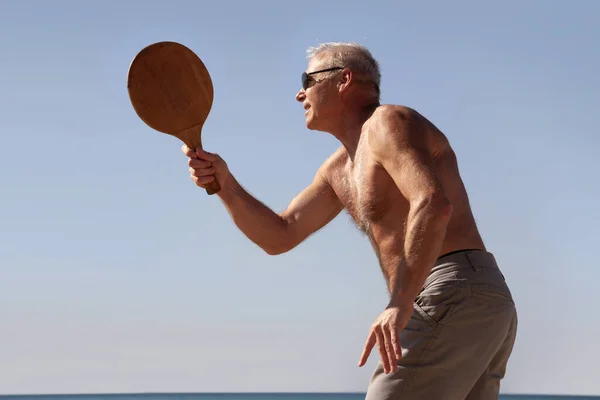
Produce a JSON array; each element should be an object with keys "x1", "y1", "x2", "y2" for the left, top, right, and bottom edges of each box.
[{"x1": 127, "y1": 41, "x2": 221, "y2": 195}]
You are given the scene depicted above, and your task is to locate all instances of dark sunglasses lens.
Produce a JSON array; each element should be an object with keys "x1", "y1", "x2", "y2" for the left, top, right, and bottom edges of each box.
[{"x1": 301, "y1": 72, "x2": 308, "y2": 90}]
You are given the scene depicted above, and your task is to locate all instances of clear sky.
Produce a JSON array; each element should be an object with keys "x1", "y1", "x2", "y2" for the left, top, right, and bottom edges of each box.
[{"x1": 1, "y1": 0, "x2": 599, "y2": 396}]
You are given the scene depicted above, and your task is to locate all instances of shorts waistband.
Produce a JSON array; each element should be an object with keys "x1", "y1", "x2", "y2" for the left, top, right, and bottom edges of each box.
[
  {"x1": 422, "y1": 249, "x2": 503, "y2": 289},
  {"x1": 435, "y1": 249, "x2": 498, "y2": 269}
]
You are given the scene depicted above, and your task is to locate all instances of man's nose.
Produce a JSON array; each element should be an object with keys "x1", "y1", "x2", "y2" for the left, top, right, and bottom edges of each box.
[{"x1": 295, "y1": 89, "x2": 305, "y2": 102}]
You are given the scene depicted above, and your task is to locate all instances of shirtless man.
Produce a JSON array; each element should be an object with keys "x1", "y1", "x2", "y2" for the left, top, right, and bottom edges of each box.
[{"x1": 183, "y1": 42, "x2": 518, "y2": 399}]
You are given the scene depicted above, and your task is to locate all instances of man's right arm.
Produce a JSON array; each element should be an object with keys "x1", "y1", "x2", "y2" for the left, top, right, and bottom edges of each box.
[{"x1": 217, "y1": 164, "x2": 343, "y2": 255}]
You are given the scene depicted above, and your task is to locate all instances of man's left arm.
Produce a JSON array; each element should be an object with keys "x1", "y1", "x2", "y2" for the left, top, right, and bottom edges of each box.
[
  {"x1": 357, "y1": 106, "x2": 453, "y2": 373},
  {"x1": 371, "y1": 106, "x2": 453, "y2": 305}
]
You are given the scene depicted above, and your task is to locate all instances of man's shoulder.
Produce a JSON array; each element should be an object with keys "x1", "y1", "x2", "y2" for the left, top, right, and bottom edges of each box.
[
  {"x1": 365, "y1": 104, "x2": 423, "y2": 148},
  {"x1": 365, "y1": 104, "x2": 449, "y2": 154},
  {"x1": 367, "y1": 104, "x2": 424, "y2": 130},
  {"x1": 371, "y1": 104, "x2": 421, "y2": 120}
]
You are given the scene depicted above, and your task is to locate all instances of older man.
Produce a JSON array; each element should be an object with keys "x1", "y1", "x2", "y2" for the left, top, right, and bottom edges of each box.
[{"x1": 184, "y1": 42, "x2": 518, "y2": 399}]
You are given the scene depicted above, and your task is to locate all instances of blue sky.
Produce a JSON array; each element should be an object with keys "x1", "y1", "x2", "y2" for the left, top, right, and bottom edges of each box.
[{"x1": 1, "y1": 0, "x2": 599, "y2": 396}]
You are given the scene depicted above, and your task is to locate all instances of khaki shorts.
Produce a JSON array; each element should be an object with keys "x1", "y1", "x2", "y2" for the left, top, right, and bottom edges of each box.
[{"x1": 365, "y1": 250, "x2": 518, "y2": 400}]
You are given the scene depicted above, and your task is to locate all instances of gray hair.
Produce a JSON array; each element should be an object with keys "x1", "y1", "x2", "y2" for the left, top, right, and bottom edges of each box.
[{"x1": 306, "y1": 42, "x2": 381, "y2": 91}]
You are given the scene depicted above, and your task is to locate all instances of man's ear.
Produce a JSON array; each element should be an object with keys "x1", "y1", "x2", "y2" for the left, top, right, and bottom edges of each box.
[{"x1": 338, "y1": 68, "x2": 353, "y2": 93}]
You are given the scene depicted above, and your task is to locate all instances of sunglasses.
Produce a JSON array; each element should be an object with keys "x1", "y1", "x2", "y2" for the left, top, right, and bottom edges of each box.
[{"x1": 301, "y1": 67, "x2": 344, "y2": 90}]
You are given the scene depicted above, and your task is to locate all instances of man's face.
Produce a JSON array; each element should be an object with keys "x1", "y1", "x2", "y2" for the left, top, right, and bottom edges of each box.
[{"x1": 295, "y1": 55, "x2": 343, "y2": 131}]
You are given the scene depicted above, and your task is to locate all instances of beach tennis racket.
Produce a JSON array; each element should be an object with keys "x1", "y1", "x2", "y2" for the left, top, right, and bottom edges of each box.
[{"x1": 127, "y1": 41, "x2": 221, "y2": 195}]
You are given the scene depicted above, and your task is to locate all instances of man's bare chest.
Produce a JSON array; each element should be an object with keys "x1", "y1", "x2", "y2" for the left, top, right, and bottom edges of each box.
[{"x1": 331, "y1": 151, "x2": 404, "y2": 232}]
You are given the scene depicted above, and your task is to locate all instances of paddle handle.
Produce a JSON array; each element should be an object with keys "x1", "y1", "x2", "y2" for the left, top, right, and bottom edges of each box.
[
  {"x1": 205, "y1": 178, "x2": 221, "y2": 195},
  {"x1": 184, "y1": 130, "x2": 221, "y2": 196}
]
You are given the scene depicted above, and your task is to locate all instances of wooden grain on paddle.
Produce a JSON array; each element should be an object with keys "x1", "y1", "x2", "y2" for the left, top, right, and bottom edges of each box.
[{"x1": 127, "y1": 41, "x2": 220, "y2": 195}]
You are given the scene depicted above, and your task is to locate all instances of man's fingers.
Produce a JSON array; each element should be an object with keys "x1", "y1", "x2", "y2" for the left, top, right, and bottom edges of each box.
[
  {"x1": 196, "y1": 147, "x2": 218, "y2": 162},
  {"x1": 182, "y1": 145, "x2": 198, "y2": 159},
  {"x1": 374, "y1": 327, "x2": 390, "y2": 373},
  {"x1": 193, "y1": 175, "x2": 215, "y2": 186},
  {"x1": 383, "y1": 325, "x2": 397, "y2": 372},
  {"x1": 189, "y1": 158, "x2": 213, "y2": 169},
  {"x1": 190, "y1": 166, "x2": 216, "y2": 177},
  {"x1": 358, "y1": 330, "x2": 376, "y2": 367},
  {"x1": 391, "y1": 326, "x2": 402, "y2": 360},
  {"x1": 182, "y1": 144, "x2": 219, "y2": 162}
]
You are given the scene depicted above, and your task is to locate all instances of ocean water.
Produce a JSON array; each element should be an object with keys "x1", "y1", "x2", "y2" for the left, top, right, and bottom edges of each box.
[{"x1": 0, "y1": 393, "x2": 598, "y2": 400}]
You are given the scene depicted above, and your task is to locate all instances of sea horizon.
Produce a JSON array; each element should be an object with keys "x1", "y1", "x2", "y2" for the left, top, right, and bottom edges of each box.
[{"x1": 1, "y1": 392, "x2": 599, "y2": 399}]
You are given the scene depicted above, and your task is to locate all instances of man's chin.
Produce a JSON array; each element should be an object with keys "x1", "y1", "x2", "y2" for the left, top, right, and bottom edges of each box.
[
  {"x1": 304, "y1": 119, "x2": 314, "y2": 130},
  {"x1": 305, "y1": 116, "x2": 318, "y2": 131}
]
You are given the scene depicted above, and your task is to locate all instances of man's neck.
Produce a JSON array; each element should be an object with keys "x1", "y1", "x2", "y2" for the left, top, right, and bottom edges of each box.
[{"x1": 330, "y1": 102, "x2": 380, "y2": 159}]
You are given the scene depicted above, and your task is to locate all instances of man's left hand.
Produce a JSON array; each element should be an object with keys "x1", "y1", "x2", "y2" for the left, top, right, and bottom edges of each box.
[{"x1": 357, "y1": 303, "x2": 414, "y2": 373}]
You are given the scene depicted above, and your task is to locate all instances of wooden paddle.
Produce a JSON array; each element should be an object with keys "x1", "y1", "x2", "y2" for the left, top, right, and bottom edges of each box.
[{"x1": 127, "y1": 41, "x2": 221, "y2": 195}]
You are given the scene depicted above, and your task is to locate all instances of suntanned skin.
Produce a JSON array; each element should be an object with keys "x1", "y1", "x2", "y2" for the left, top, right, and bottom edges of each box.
[
  {"x1": 316, "y1": 106, "x2": 485, "y2": 296},
  {"x1": 185, "y1": 50, "x2": 486, "y2": 375}
]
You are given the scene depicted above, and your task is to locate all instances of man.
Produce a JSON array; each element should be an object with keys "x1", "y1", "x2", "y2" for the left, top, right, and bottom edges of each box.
[{"x1": 183, "y1": 42, "x2": 518, "y2": 399}]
